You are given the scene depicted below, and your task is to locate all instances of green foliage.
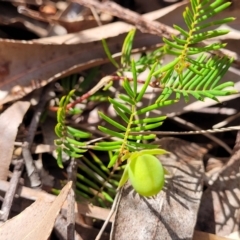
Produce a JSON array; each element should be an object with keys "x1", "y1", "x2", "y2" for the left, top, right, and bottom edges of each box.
[
  {"x1": 76, "y1": 151, "x2": 120, "y2": 206},
  {"x1": 54, "y1": 90, "x2": 91, "y2": 168},
  {"x1": 55, "y1": 0, "x2": 237, "y2": 199},
  {"x1": 96, "y1": 62, "x2": 170, "y2": 162},
  {"x1": 156, "y1": 54, "x2": 235, "y2": 102},
  {"x1": 155, "y1": 0, "x2": 235, "y2": 79}
]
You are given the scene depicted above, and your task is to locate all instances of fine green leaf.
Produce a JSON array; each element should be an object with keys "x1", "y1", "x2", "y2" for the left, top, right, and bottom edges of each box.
[
  {"x1": 96, "y1": 141, "x2": 124, "y2": 147},
  {"x1": 136, "y1": 62, "x2": 157, "y2": 102},
  {"x1": 98, "y1": 126, "x2": 124, "y2": 138},
  {"x1": 66, "y1": 137, "x2": 86, "y2": 146},
  {"x1": 131, "y1": 59, "x2": 138, "y2": 96},
  {"x1": 56, "y1": 148, "x2": 64, "y2": 169},
  {"x1": 136, "y1": 100, "x2": 178, "y2": 115},
  {"x1": 118, "y1": 94, "x2": 136, "y2": 106},
  {"x1": 121, "y1": 29, "x2": 136, "y2": 66},
  {"x1": 102, "y1": 39, "x2": 119, "y2": 68},
  {"x1": 108, "y1": 98, "x2": 132, "y2": 114},
  {"x1": 122, "y1": 79, "x2": 135, "y2": 99},
  {"x1": 55, "y1": 123, "x2": 63, "y2": 138},
  {"x1": 63, "y1": 149, "x2": 83, "y2": 158},
  {"x1": 92, "y1": 145, "x2": 122, "y2": 151},
  {"x1": 98, "y1": 111, "x2": 127, "y2": 131},
  {"x1": 108, "y1": 152, "x2": 119, "y2": 168},
  {"x1": 127, "y1": 134, "x2": 156, "y2": 140},
  {"x1": 67, "y1": 126, "x2": 91, "y2": 138},
  {"x1": 88, "y1": 151, "x2": 110, "y2": 174},
  {"x1": 130, "y1": 122, "x2": 163, "y2": 131},
  {"x1": 132, "y1": 116, "x2": 167, "y2": 124},
  {"x1": 113, "y1": 105, "x2": 129, "y2": 123}
]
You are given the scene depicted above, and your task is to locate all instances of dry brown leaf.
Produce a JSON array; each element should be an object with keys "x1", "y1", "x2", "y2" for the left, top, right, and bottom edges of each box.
[
  {"x1": 0, "y1": 29, "x2": 150, "y2": 105},
  {"x1": 0, "y1": 181, "x2": 72, "y2": 240},
  {"x1": 0, "y1": 2, "x2": 186, "y2": 105},
  {"x1": 111, "y1": 138, "x2": 207, "y2": 240},
  {"x1": 0, "y1": 101, "x2": 30, "y2": 181}
]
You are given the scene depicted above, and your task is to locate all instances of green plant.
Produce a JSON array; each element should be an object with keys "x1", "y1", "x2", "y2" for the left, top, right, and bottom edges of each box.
[{"x1": 54, "y1": 0, "x2": 236, "y2": 200}]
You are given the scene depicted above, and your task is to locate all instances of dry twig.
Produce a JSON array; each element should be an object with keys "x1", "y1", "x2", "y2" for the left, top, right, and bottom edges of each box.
[
  {"x1": 71, "y1": 0, "x2": 178, "y2": 38},
  {"x1": 67, "y1": 159, "x2": 78, "y2": 240},
  {"x1": 23, "y1": 84, "x2": 53, "y2": 188},
  {"x1": 0, "y1": 159, "x2": 24, "y2": 223}
]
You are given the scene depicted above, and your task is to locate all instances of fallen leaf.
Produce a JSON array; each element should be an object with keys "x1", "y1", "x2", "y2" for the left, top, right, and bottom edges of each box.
[
  {"x1": 0, "y1": 181, "x2": 72, "y2": 240},
  {"x1": 0, "y1": 28, "x2": 156, "y2": 105},
  {"x1": 0, "y1": 101, "x2": 30, "y2": 181},
  {"x1": 0, "y1": 2, "x2": 187, "y2": 105}
]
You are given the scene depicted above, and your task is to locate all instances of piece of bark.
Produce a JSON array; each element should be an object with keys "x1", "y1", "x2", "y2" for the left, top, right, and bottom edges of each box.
[{"x1": 111, "y1": 137, "x2": 207, "y2": 240}]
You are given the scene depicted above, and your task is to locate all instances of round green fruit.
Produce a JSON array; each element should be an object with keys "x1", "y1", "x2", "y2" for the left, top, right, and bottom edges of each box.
[{"x1": 128, "y1": 154, "x2": 165, "y2": 197}]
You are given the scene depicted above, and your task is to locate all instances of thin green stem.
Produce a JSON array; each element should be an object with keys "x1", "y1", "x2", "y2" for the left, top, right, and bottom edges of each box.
[{"x1": 118, "y1": 105, "x2": 136, "y2": 161}]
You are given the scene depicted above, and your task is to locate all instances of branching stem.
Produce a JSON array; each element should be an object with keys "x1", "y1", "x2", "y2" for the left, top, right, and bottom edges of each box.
[{"x1": 49, "y1": 76, "x2": 162, "y2": 112}]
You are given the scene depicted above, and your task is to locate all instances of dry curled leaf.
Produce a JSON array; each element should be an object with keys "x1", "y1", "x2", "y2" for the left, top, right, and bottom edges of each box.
[{"x1": 0, "y1": 101, "x2": 30, "y2": 181}]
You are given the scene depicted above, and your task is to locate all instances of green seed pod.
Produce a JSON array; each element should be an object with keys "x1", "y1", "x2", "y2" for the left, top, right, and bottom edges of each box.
[{"x1": 128, "y1": 154, "x2": 165, "y2": 197}]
